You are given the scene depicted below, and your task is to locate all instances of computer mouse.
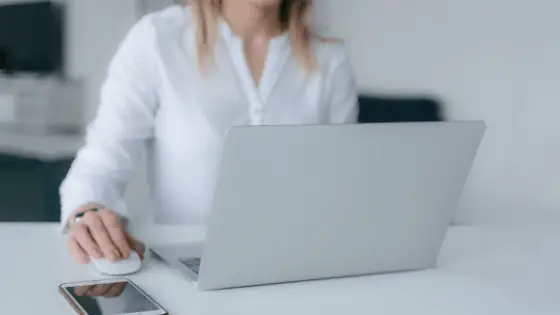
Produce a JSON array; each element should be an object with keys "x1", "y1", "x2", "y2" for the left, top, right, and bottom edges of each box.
[{"x1": 90, "y1": 251, "x2": 142, "y2": 276}]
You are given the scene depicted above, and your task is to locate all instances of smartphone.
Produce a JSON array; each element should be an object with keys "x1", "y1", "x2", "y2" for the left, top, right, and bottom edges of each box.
[{"x1": 59, "y1": 278, "x2": 168, "y2": 315}]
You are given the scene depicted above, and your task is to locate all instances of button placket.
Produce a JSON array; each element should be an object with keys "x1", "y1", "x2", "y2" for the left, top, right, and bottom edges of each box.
[
  {"x1": 258, "y1": 38, "x2": 290, "y2": 104},
  {"x1": 224, "y1": 31, "x2": 290, "y2": 126},
  {"x1": 230, "y1": 39, "x2": 265, "y2": 125}
]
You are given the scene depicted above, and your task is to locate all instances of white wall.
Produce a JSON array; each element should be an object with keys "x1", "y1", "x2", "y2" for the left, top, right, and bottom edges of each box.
[
  {"x1": 65, "y1": 0, "x2": 139, "y2": 121},
  {"x1": 139, "y1": 0, "x2": 175, "y2": 14},
  {"x1": 326, "y1": 0, "x2": 560, "y2": 224}
]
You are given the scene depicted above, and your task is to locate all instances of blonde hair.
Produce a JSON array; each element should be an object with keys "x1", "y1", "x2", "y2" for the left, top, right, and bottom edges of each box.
[{"x1": 188, "y1": 0, "x2": 316, "y2": 72}]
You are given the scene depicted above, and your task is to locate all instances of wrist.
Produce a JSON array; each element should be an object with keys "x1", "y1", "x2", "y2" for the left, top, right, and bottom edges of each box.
[
  {"x1": 67, "y1": 203, "x2": 104, "y2": 230},
  {"x1": 67, "y1": 203, "x2": 129, "y2": 231}
]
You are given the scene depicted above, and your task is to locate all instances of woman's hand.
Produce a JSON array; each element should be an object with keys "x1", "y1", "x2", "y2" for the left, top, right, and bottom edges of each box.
[
  {"x1": 73, "y1": 282, "x2": 127, "y2": 298},
  {"x1": 68, "y1": 207, "x2": 145, "y2": 264}
]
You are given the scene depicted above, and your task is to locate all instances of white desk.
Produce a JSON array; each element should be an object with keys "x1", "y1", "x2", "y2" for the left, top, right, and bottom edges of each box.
[{"x1": 1, "y1": 223, "x2": 559, "y2": 315}]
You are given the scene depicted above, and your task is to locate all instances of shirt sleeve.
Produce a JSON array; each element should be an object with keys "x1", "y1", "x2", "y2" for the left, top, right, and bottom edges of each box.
[
  {"x1": 325, "y1": 45, "x2": 359, "y2": 124},
  {"x1": 59, "y1": 16, "x2": 160, "y2": 231}
]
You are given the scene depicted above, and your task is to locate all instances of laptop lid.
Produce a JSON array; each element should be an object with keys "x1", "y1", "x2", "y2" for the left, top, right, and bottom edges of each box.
[{"x1": 197, "y1": 121, "x2": 486, "y2": 290}]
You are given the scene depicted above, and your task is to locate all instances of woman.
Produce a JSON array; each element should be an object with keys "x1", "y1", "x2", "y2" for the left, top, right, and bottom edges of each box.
[{"x1": 61, "y1": 0, "x2": 358, "y2": 264}]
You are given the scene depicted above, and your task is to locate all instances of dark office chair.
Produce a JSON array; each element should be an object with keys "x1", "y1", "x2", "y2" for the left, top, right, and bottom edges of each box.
[
  {"x1": 358, "y1": 94, "x2": 444, "y2": 123},
  {"x1": 0, "y1": 48, "x2": 7, "y2": 71}
]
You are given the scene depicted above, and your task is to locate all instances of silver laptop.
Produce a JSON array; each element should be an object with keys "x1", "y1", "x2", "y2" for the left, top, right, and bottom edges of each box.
[{"x1": 150, "y1": 121, "x2": 486, "y2": 290}]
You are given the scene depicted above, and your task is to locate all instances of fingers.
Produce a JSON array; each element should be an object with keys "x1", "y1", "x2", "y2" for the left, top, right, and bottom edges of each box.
[
  {"x1": 68, "y1": 237, "x2": 89, "y2": 264},
  {"x1": 72, "y1": 283, "x2": 126, "y2": 297},
  {"x1": 69, "y1": 208, "x2": 141, "y2": 264},
  {"x1": 71, "y1": 224, "x2": 102, "y2": 260},
  {"x1": 104, "y1": 282, "x2": 126, "y2": 297},
  {"x1": 73, "y1": 285, "x2": 90, "y2": 296},
  {"x1": 126, "y1": 233, "x2": 146, "y2": 260},
  {"x1": 82, "y1": 211, "x2": 120, "y2": 262},
  {"x1": 99, "y1": 209, "x2": 131, "y2": 259},
  {"x1": 88, "y1": 283, "x2": 115, "y2": 297}
]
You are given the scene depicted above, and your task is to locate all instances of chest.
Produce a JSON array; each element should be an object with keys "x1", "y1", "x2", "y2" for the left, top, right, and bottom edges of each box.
[{"x1": 155, "y1": 38, "x2": 329, "y2": 137}]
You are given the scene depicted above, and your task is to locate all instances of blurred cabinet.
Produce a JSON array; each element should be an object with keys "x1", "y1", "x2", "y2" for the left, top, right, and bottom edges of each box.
[
  {"x1": 0, "y1": 76, "x2": 83, "y2": 134},
  {"x1": 0, "y1": 154, "x2": 72, "y2": 222},
  {"x1": 0, "y1": 132, "x2": 82, "y2": 222}
]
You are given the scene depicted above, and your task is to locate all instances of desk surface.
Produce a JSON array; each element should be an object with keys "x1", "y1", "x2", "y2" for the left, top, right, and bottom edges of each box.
[{"x1": 1, "y1": 223, "x2": 558, "y2": 315}]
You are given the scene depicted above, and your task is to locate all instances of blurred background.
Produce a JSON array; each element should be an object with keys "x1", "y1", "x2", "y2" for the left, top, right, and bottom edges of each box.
[{"x1": 0, "y1": 0, "x2": 558, "y2": 226}]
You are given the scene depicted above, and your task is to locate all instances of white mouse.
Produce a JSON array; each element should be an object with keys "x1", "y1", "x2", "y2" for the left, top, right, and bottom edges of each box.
[{"x1": 90, "y1": 251, "x2": 142, "y2": 276}]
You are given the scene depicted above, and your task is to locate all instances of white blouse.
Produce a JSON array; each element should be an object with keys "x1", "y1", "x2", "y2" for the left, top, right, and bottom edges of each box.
[{"x1": 60, "y1": 6, "x2": 359, "y2": 228}]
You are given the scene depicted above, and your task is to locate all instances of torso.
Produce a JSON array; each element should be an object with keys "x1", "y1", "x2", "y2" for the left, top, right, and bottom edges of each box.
[{"x1": 142, "y1": 6, "x2": 354, "y2": 224}]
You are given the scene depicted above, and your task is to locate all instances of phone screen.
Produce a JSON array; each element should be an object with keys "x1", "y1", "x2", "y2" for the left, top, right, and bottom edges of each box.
[{"x1": 63, "y1": 280, "x2": 162, "y2": 315}]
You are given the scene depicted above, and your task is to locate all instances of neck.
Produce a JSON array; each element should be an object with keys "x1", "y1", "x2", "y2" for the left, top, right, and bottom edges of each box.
[{"x1": 221, "y1": 1, "x2": 282, "y2": 40}]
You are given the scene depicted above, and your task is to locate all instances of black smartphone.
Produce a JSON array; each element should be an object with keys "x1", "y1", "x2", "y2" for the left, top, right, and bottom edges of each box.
[{"x1": 59, "y1": 278, "x2": 168, "y2": 315}]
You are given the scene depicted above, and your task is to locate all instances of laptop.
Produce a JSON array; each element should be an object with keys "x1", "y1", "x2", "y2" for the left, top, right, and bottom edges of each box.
[{"x1": 150, "y1": 121, "x2": 486, "y2": 290}]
